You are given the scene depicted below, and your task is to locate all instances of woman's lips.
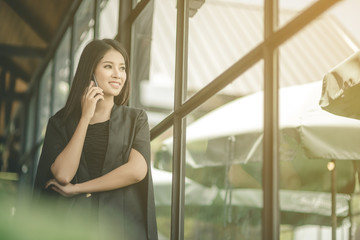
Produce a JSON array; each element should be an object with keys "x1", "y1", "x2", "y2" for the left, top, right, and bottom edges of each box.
[{"x1": 109, "y1": 81, "x2": 121, "y2": 89}]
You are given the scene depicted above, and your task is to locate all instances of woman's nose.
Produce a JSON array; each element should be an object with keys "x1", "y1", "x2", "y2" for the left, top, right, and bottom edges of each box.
[{"x1": 112, "y1": 70, "x2": 121, "y2": 78}]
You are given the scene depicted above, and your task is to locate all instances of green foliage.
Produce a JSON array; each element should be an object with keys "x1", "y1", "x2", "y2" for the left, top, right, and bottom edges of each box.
[{"x1": 0, "y1": 184, "x2": 113, "y2": 240}]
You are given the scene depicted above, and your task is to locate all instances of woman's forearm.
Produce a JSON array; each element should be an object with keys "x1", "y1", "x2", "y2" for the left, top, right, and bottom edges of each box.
[
  {"x1": 76, "y1": 149, "x2": 147, "y2": 193},
  {"x1": 50, "y1": 117, "x2": 90, "y2": 185}
]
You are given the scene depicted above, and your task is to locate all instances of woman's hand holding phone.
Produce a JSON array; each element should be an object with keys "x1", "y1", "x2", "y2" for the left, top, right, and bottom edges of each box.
[{"x1": 81, "y1": 81, "x2": 104, "y2": 123}]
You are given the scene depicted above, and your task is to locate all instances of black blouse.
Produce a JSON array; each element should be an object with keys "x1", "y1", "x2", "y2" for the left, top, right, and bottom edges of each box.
[{"x1": 84, "y1": 120, "x2": 109, "y2": 180}]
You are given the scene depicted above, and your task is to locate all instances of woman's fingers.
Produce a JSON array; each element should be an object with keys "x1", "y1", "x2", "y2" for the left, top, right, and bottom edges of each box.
[
  {"x1": 84, "y1": 81, "x2": 103, "y2": 99},
  {"x1": 45, "y1": 179, "x2": 56, "y2": 188},
  {"x1": 92, "y1": 96, "x2": 104, "y2": 104},
  {"x1": 81, "y1": 81, "x2": 104, "y2": 121},
  {"x1": 51, "y1": 186, "x2": 68, "y2": 197},
  {"x1": 45, "y1": 179, "x2": 67, "y2": 196},
  {"x1": 82, "y1": 82, "x2": 92, "y2": 106},
  {"x1": 83, "y1": 81, "x2": 94, "y2": 97},
  {"x1": 86, "y1": 87, "x2": 103, "y2": 99},
  {"x1": 45, "y1": 179, "x2": 72, "y2": 197}
]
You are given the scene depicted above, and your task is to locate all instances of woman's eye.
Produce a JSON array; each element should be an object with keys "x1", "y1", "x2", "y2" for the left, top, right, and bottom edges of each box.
[
  {"x1": 120, "y1": 67, "x2": 126, "y2": 71},
  {"x1": 104, "y1": 65, "x2": 112, "y2": 69}
]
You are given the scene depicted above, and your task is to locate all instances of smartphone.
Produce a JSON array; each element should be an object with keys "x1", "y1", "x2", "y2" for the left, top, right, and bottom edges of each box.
[
  {"x1": 92, "y1": 74, "x2": 99, "y2": 87},
  {"x1": 92, "y1": 74, "x2": 102, "y2": 101}
]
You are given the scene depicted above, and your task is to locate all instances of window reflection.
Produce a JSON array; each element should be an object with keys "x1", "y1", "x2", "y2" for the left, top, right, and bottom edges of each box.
[
  {"x1": 153, "y1": 91, "x2": 264, "y2": 239},
  {"x1": 23, "y1": 96, "x2": 36, "y2": 179},
  {"x1": 37, "y1": 62, "x2": 52, "y2": 143},
  {"x1": 53, "y1": 29, "x2": 71, "y2": 114},
  {"x1": 151, "y1": 128, "x2": 173, "y2": 239},
  {"x1": 131, "y1": 0, "x2": 175, "y2": 127},
  {"x1": 99, "y1": 0, "x2": 119, "y2": 39},
  {"x1": 73, "y1": 0, "x2": 95, "y2": 75},
  {"x1": 183, "y1": 93, "x2": 263, "y2": 239},
  {"x1": 25, "y1": 97, "x2": 36, "y2": 154}
]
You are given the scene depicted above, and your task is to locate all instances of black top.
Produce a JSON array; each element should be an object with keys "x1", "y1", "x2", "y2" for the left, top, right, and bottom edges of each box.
[
  {"x1": 84, "y1": 120, "x2": 109, "y2": 180},
  {"x1": 34, "y1": 105, "x2": 158, "y2": 240},
  {"x1": 84, "y1": 120, "x2": 109, "y2": 214}
]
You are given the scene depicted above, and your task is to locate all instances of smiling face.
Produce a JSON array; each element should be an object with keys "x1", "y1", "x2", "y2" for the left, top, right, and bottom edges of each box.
[{"x1": 93, "y1": 48, "x2": 127, "y2": 98}]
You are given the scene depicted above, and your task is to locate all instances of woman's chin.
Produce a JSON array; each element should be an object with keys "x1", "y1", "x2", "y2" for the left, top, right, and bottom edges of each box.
[{"x1": 103, "y1": 89, "x2": 122, "y2": 97}]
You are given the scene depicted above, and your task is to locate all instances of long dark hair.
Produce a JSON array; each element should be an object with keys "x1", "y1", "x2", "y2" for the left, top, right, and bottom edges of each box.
[{"x1": 61, "y1": 39, "x2": 130, "y2": 122}]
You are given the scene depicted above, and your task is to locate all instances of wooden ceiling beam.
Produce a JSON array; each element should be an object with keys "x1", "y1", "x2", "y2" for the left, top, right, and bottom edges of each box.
[
  {"x1": 4, "y1": 0, "x2": 52, "y2": 43},
  {"x1": 0, "y1": 44, "x2": 46, "y2": 58},
  {"x1": 0, "y1": 58, "x2": 31, "y2": 82}
]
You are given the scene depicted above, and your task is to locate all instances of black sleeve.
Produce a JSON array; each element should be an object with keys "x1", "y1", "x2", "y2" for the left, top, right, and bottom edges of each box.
[
  {"x1": 129, "y1": 109, "x2": 159, "y2": 239},
  {"x1": 131, "y1": 110, "x2": 151, "y2": 167},
  {"x1": 33, "y1": 117, "x2": 67, "y2": 195}
]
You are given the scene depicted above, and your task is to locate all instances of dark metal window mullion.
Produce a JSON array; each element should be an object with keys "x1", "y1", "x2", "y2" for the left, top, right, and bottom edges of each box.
[
  {"x1": 263, "y1": 0, "x2": 280, "y2": 240},
  {"x1": 118, "y1": 0, "x2": 134, "y2": 106},
  {"x1": 94, "y1": 0, "x2": 100, "y2": 39},
  {"x1": 69, "y1": 20, "x2": 76, "y2": 84},
  {"x1": 128, "y1": 0, "x2": 151, "y2": 24},
  {"x1": 50, "y1": 56, "x2": 56, "y2": 117},
  {"x1": 5, "y1": 74, "x2": 16, "y2": 127},
  {"x1": 32, "y1": 72, "x2": 42, "y2": 183},
  {"x1": 171, "y1": 0, "x2": 189, "y2": 239},
  {"x1": 0, "y1": 68, "x2": 6, "y2": 130}
]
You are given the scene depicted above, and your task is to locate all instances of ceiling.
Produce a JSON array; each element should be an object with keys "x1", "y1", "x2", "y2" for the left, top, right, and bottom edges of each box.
[{"x1": 0, "y1": 0, "x2": 74, "y2": 143}]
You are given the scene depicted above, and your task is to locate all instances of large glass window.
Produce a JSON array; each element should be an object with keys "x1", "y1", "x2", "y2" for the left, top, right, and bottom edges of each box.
[
  {"x1": 36, "y1": 62, "x2": 52, "y2": 143},
  {"x1": 152, "y1": 129, "x2": 174, "y2": 239},
  {"x1": 73, "y1": 0, "x2": 95, "y2": 76},
  {"x1": 22, "y1": 95, "x2": 36, "y2": 179},
  {"x1": 276, "y1": 81, "x2": 355, "y2": 239},
  {"x1": 131, "y1": 0, "x2": 176, "y2": 127},
  {"x1": 278, "y1": 8, "x2": 358, "y2": 89},
  {"x1": 99, "y1": 0, "x2": 119, "y2": 39},
  {"x1": 183, "y1": 63, "x2": 264, "y2": 239},
  {"x1": 181, "y1": 2, "x2": 266, "y2": 237},
  {"x1": 142, "y1": 0, "x2": 360, "y2": 239},
  {"x1": 33, "y1": 62, "x2": 53, "y2": 179},
  {"x1": 275, "y1": 1, "x2": 360, "y2": 238},
  {"x1": 278, "y1": 0, "x2": 317, "y2": 28},
  {"x1": 24, "y1": 96, "x2": 36, "y2": 154},
  {"x1": 187, "y1": 0, "x2": 264, "y2": 99},
  {"x1": 52, "y1": 29, "x2": 71, "y2": 114}
]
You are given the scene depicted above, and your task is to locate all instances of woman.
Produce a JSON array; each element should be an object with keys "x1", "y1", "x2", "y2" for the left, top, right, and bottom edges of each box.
[{"x1": 34, "y1": 39, "x2": 158, "y2": 240}]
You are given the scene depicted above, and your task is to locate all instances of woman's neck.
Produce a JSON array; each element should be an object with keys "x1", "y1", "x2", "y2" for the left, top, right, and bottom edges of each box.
[{"x1": 90, "y1": 97, "x2": 114, "y2": 124}]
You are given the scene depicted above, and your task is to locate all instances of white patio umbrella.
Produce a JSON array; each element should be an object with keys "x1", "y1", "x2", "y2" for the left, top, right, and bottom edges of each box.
[
  {"x1": 178, "y1": 81, "x2": 357, "y2": 191},
  {"x1": 320, "y1": 51, "x2": 360, "y2": 120},
  {"x1": 179, "y1": 80, "x2": 360, "y2": 235},
  {"x1": 151, "y1": 168, "x2": 351, "y2": 223},
  {"x1": 154, "y1": 80, "x2": 360, "y2": 233},
  {"x1": 186, "y1": 80, "x2": 360, "y2": 164}
]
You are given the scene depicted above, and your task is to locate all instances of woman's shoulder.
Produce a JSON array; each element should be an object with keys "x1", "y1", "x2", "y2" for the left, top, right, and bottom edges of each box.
[
  {"x1": 112, "y1": 104, "x2": 147, "y2": 117},
  {"x1": 47, "y1": 108, "x2": 68, "y2": 128}
]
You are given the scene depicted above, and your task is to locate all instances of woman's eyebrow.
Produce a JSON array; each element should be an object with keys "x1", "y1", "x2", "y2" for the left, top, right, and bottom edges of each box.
[{"x1": 102, "y1": 60, "x2": 125, "y2": 65}]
